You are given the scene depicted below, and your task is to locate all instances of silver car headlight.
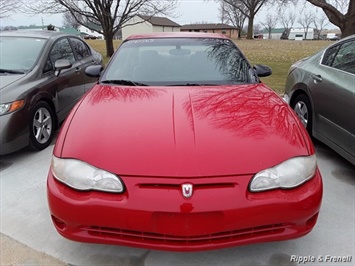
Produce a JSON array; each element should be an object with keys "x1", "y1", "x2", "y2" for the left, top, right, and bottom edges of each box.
[
  {"x1": 51, "y1": 156, "x2": 124, "y2": 193},
  {"x1": 283, "y1": 94, "x2": 290, "y2": 104},
  {"x1": 249, "y1": 155, "x2": 317, "y2": 192},
  {"x1": 0, "y1": 100, "x2": 25, "y2": 116}
]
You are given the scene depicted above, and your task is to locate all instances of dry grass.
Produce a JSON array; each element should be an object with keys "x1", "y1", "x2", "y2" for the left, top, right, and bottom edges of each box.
[
  {"x1": 86, "y1": 39, "x2": 121, "y2": 64},
  {"x1": 86, "y1": 39, "x2": 331, "y2": 94}
]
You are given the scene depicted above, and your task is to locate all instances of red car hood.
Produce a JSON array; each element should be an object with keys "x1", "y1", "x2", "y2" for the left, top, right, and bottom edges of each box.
[{"x1": 57, "y1": 84, "x2": 311, "y2": 177}]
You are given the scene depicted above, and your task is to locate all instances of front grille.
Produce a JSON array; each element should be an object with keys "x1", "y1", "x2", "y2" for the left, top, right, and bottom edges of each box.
[
  {"x1": 138, "y1": 183, "x2": 236, "y2": 190},
  {"x1": 86, "y1": 223, "x2": 291, "y2": 245}
]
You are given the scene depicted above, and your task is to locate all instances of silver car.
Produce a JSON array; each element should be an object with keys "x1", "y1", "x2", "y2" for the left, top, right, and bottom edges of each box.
[
  {"x1": 0, "y1": 31, "x2": 103, "y2": 155},
  {"x1": 284, "y1": 35, "x2": 355, "y2": 165}
]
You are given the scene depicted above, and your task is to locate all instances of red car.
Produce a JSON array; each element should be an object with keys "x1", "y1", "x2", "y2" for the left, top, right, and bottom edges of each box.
[{"x1": 47, "y1": 33, "x2": 322, "y2": 251}]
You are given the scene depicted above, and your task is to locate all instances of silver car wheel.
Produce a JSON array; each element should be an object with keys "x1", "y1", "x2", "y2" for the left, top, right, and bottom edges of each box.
[
  {"x1": 294, "y1": 101, "x2": 308, "y2": 128},
  {"x1": 33, "y1": 107, "x2": 53, "y2": 144}
]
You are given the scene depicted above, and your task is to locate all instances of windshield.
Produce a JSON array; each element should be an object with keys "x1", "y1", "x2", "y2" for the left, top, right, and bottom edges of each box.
[
  {"x1": 102, "y1": 38, "x2": 258, "y2": 86},
  {"x1": 0, "y1": 36, "x2": 47, "y2": 73}
]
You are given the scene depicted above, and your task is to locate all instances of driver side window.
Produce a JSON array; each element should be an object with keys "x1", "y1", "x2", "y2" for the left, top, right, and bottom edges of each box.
[{"x1": 44, "y1": 38, "x2": 75, "y2": 73}]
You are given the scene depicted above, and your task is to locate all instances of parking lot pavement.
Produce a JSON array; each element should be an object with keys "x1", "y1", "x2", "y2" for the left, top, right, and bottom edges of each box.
[
  {"x1": 1, "y1": 233, "x2": 65, "y2": 265},
  {"x1": 0, "y1": 140, "x2": 354, "y2": 266}
]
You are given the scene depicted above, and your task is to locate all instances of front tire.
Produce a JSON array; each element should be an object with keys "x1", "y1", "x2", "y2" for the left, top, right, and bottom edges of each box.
[
  {"x1": 291, "y1": 94, "x2": 312, "y2": 135},
  {"x1": 29, "y1": 101, "x2": 55, "y2": 151}
]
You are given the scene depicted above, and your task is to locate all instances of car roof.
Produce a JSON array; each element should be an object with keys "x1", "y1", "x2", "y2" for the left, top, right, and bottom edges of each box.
[
  {"x1": 324, "y1": 34, "x2": 355, "y2": 51},
  {"x1": 0, "y1": 30, "x2": 71, "y2": 39},
  {"x1": 125, "y1": 32, "x2": 229, "y2": 40},
  {"x1": 341, "y1": 34, "x2": 355, "y2": 41}
]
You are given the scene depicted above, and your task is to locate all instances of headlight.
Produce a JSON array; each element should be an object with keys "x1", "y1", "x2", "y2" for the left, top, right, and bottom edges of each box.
[
  {"x1": 249, "y1": 155, "x2": 317, "y2": 192},
  {"x1": 51, "y1": 156, "x2": 124, "y2": 193},
  {"x1": 283, "y1": 94, "x2": 290, "y2": 104},
  {"x1": 0, "y1": 100, "x2": 25, "y2": 116}
]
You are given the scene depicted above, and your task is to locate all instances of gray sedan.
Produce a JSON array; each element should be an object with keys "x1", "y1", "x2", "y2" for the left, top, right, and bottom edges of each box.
[
  {"x1": 284, "y1": 34, "x2": 355, "y2": 165},
  {"x1": 0, "y1": 31, "x2": 102, "y2": 155}
]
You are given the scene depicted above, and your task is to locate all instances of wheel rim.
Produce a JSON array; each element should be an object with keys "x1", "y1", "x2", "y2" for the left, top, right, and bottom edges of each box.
[
  {"x1": 294, "y1": 101, "x2": 308, "y2": 128},
  {"x1": 33, "y1": 107, "x2": 52, "y2": 144}
]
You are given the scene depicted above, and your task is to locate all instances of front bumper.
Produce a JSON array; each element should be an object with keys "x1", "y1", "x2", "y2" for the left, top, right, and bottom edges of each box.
[
  {"x1": 47, "y1": 170, "x2": 322, "y2": 251},
  {"x1": 0, "y1": 112, "x2": 28, "y2": 155}
]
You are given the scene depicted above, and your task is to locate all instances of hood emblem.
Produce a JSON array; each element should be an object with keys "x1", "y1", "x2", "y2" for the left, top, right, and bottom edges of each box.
[{"x1": 182, "y1": 184, "x2": 193, "y2": 198}]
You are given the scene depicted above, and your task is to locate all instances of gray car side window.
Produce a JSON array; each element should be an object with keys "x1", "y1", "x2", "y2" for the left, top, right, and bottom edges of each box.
[
  {"x1": 331, "y1": 40, "x2": 355, "y2": 75},
  {"x1": 322, "y1": 40, "x2": 355, "y2": 75},
  {"x1": 44, "y1": 38, "x2": 75, "y2": 73},
  {"x1": 322, "y1": 45, "x2": 340, "y2": 67},
  {"x1": 69, "y1": 37, "x2": 91, "y2": 60}
]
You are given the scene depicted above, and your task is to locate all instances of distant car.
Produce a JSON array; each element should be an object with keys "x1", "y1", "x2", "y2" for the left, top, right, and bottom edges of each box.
[
  {"x1": 326, "y1": 33, "x2": 340, "y2": 41},
  {"x1": 48, "y1": 33, "x2": 322, "y2": 251},
  {"x1": 84, "y1": 35, "x2": 97, "y2": 40},
  {"x1": 0, "y1": 31, "x2": 103, "y2": 155},
  {"x1": 284, "y1": 34, "x2": 355, "y2": 165}
]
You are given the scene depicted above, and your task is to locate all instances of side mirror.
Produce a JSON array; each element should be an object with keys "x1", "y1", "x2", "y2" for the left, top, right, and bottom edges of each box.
[
  {"x1": 254, "y1": 64, "x2": 272, "y2": 77},
  {"x1": 54, "y1": 59, "x2": 72, "y2": 77},
  {"x1": 85, "y1": 65, "x2": 104, "y2": 78}
]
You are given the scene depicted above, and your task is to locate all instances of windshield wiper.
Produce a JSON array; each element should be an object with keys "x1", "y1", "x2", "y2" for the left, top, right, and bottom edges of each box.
[
  {"x1": 101, "y1": 79, "x2": 148, "y2": 86},
  {"x1": 168, "y1": 83, "x2": 216, "y2": 86},
  {"x1": 0, "y1": 69, "x2": 25, "y2": 74}
]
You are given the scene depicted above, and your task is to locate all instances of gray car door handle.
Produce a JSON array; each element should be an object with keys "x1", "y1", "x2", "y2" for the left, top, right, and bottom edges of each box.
[{"x1": 312, "y1": 74, "x2": 322, "y2": 82}]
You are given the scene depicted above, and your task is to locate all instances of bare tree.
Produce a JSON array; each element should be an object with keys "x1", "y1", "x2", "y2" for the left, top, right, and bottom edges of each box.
[
  {"x1": 262, "y1": 12, "x2": 278, "y2": 39},
  {"x1": 243, "y1": 0, "x2": 354, "y2": 38},
  {"x1": 220, "y1": 0, "x2": 268, "y2": 39},
  {"x1": 253, "y1": 23, "x2": 263, "y2": 35},
  {"x1": 298, "y1": 11, "x2": 314, "y2": 39},
  {"x1": 279, "y1": 10, "x2": 296, "y2": 39},
  {"x1": 219, "y1": 1, "x2": 247, "y2": 38},
  {"x1": 313, "y1": 12, "x2": 329, "y2": 39},
  {"x1": 62, "y1": 11, "x2": 82, "y2": 29},
  {"x1": 329, "y1": 0, "x2": 349, "y2": 14},
  {"x1": 22, "y1": 0, "x2": 178, "y2": 57},
  {"x1": 305, "y1": 0, "x2": 353, "y2": 37},
  {"x1": 0, "y1": 0, "x2": 19, "y2": 18},
  {"x1": 214, "y1": 0, "x2": 291, "y2": 39}
]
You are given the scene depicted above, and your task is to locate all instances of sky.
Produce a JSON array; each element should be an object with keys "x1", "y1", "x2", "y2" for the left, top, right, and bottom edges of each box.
[
  {"x1": 0, "y1": 0, "x2": 338, "y2": 30},
  {"x1": 1, "y1": 0, "x2": 220, "y2": 27}
]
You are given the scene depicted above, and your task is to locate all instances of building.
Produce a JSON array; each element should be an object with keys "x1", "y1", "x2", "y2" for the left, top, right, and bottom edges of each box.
[
  {"x1": 122, "y1": 15, "x2": 181, "y2": 40},
  {"x1": 261, "y1": 28, "x2": 318, "y2": 40},
  {"x1": 78, "y1": 23, "x2": 104, "y2": 39},
  {"x1": 59, "y1": 27, "x2": 81, "y2": 36},
  {"x1": 15, "y1": 25, "x2": 81, "y2": 37},
  {"x1": 262, "y1": 28, "x2": 286, "y2": 40},
  {"x1": 288, "y1": 28, "x2": 315, "y2": 40},
  {"x1": 15, "y1": 24, "x2": 109, "y2": 40},
  {"x1": 180, "y1": 23, "x2": 238, "y2": 39},
  {"x1": 17, "y1": 25, "x2": 61, "y2": 31}
]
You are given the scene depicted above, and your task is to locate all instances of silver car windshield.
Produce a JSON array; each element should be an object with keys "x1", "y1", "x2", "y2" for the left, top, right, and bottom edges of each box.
[
  {"x1": 102, "y1": 38, "x2": 257, "y2": 86},
  {"x1": 0, "y1": 37, "x2": 47, "y2": 73}
]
